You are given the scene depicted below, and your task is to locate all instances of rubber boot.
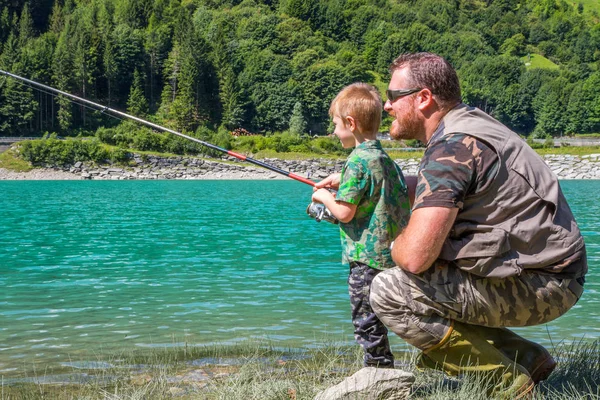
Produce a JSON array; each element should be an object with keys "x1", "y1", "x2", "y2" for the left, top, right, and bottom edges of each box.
[
  {"x1": 418, "y1": 321, "x2": 534, "y2": 399},
  {"x1": 418, "y1": 326, "x2": 556, "y2": 384},
  {"x1": 476, "y1": 326, "x2": 556, "y2": 384}
]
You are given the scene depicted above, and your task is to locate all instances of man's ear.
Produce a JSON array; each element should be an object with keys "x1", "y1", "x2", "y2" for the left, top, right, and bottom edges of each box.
[
  {"x1": 345, "y1": 115, "x2": 357, "y2": 132},
  {"x1": 416, "y1": 88, "x2": 435, "y2": 111}
]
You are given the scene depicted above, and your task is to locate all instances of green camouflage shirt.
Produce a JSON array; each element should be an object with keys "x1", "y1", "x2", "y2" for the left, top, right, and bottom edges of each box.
[
  {"x1": 335, "y1": 140, "x2": 410, "y2": 270},
  {"x1": 414, "y1": 133, "x2": 499, "y2": 211}
]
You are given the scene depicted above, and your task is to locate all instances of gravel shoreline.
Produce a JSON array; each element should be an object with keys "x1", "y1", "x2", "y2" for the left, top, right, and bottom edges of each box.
[{"x1": 1, "y1": 153, "x2": 600, "y2": 181}]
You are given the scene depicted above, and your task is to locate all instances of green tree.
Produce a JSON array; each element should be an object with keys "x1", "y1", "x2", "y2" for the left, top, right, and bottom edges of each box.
[
  {"x1": 209, "y1": 15, "x2": 247, "y2": 129},
  {"x1": 17, "y1": 4, "x2": 34, "y2": 47},
  {"x1": 289, "y1": 101, "x2": 307, "y2": 135},
  {"x1": 431, "y1": 31, "x2": 493, "y2": 69},
  {"x1": 493, "y1": 83, "x2": 533, "y2": 134},
  {"x1": 110, "y1": 24, "x2": 145, "y2": 107},
  {"x1": 20, "y1": 33, "x2": 57, "y2": 132},
  {"x1": 52, "y1": 28, "x2": 74, "y2": 132},
  {"x1": 0, "y1": 7, "x2": 10, "y2": 46},
  {"x1": 532, "y1": 77, "x2": 573, "y2": 137},
  {"x1": 127, "y1": 69, "x2": 149, "y2": 117},
  {"x1": 145, "y1": 12, "x2": 171, "y2": 110},
  {"x1": 282, "y1": 0, "x2": 317, "y2": 28},
  {"x1": 0, "y1": 29, "x2": 37, "y2": 135},
  {"x1": 0, "y1": 73, "x2": 38, "y2": 135},
  {"x1": 460, "y1": 55, "x2": 524, "y2": 115},
  {"x1": 103, "y1": 41, "x2": 117, "y2": 106},
  {"x1": 376, "y1": 23, "x2": 437, "y2": 75},
  {"x1": 499, "y1": 33, "x2": 526, "y2": 56},
  {"x1": 298, "y1": 59, "x2": 349, "y2": 132},
  {"x1": 71, "y1": 6, "x2": 101, "y2": 127},
  {"x1": 566, "y1": 72, "x2": 600, "y2": 134}
]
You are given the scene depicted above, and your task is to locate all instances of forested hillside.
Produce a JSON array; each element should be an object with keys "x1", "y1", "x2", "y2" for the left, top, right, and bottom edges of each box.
[{"x1": 0, "y1": 0, "x2": 599, "y2": 140}]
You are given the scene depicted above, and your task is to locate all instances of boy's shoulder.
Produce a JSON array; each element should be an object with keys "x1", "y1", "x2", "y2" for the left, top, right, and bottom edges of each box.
[{"x1": 346, "y1": 140, "x2": 384, "y2": 160}]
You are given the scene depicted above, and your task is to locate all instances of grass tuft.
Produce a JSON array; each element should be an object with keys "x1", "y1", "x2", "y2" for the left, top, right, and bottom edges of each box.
[
  {"x1": 1, "y1": 339, "x2": 599, "y2": 399},
  {"x1": 0, "y1": 148, "x2": 33, "y2": 172}
]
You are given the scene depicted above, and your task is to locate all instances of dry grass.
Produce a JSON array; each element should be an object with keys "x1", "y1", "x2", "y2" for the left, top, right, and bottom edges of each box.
[{"x1": 1, "y1": 338, "x2": 599, "y2": 399}]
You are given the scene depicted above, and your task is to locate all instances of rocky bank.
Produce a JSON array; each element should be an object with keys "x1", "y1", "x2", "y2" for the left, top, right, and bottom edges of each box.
[{"x1": 1, "y1": 153, "x2": 600, "y2": 180}]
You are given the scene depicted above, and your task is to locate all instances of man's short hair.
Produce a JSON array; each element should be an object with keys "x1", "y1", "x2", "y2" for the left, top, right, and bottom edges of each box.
[
  {"x1": 390, "y1": 52, "x2": 461, "y2": 110},
  {"x1": 329, "y1": 82, "x2": 382, "y2": 134}
]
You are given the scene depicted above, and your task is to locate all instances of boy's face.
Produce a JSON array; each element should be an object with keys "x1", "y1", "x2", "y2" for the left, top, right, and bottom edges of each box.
[{"x1": 332, "y1": 115, "x2": 356, "y2": 148}]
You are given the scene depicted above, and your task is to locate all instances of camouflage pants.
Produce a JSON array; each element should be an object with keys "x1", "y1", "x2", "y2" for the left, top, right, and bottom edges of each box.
[
  {"x1": 349, "y1": 262, "x2": 394, "y2": 367},
  {"x1": 370, "y1": 260, "x2": 583, "y2": 351}
]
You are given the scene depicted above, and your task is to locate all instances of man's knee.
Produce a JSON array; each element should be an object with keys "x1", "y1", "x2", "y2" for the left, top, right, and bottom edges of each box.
[{"x1": 369, "y1": 269, "x2": 409, "y2": 320}]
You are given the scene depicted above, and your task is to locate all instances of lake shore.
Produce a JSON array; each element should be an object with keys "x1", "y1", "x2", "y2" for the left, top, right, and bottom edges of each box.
[{"x1": 1, "y1": 153, "x2": 600, "y2": 180}]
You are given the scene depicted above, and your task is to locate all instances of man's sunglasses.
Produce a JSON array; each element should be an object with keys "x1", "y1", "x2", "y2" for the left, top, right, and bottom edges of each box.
[{"x1": 386, "y1": 88, "x2": 422, "y2": 102}]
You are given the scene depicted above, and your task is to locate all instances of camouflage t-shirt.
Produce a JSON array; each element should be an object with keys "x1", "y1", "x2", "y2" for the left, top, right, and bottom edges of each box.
[
  {"x1": 336, "y1": 140, "x2": 411, "y2": 270},
  {"x1": 413, "y1": 133, "x2": 499, "y2": 211}
]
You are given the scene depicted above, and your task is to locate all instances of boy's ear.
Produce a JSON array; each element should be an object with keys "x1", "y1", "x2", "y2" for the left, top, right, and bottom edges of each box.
[{"x1": 344, "y1": 115, "x2": 357, "y2": 132}]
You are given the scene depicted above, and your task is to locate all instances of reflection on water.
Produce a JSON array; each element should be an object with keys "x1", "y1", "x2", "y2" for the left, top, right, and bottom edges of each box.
[{"x1": 0, "y1": 179, "x2": 598, "y2": 375}]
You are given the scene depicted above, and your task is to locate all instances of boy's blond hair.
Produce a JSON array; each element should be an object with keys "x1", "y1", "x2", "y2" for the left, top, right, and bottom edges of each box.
[{"x1": 329, "y1": 83, "x2": 382, "y2": 135}]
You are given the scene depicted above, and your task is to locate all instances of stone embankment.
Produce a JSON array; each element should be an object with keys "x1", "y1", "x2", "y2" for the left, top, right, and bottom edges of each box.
[{"x1": 1, "y1": 153, "x2": 600, "y2": 180}]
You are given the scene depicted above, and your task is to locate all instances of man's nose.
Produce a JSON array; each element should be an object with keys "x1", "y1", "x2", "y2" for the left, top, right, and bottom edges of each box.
[{"x1": 383, "y1": 100, "x2": 392, "y2": 112}]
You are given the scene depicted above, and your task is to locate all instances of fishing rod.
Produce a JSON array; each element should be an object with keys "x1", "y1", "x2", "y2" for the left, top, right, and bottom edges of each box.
[
  {"x1": 0, "y1": 69, "x2": 338, "y2": 223},
  {"x1": 0, "y1": 68, "x2": 316, "y2": 186}
]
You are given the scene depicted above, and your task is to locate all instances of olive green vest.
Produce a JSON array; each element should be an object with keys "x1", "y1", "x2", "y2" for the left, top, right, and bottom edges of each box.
[{"x1": 433, "y1": 104, "x2": 585, "y2": 278}]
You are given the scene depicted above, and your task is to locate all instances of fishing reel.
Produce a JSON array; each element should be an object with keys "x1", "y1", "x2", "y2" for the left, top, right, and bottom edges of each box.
[
  {"x1": 306, "y1": 202, "x2": 338, "y2": 224},
  {"x1": 306, "y1": 187, "x2": 339, "y2": 224}
]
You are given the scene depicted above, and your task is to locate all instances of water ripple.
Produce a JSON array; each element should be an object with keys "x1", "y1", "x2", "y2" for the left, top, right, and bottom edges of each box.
[{"x1": 0, "y1": 180, "x2": 598, "y2": 375}]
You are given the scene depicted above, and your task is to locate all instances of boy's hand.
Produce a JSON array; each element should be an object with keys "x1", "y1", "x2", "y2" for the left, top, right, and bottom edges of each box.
[
  {"x1": 314, "y1": 173, "x2": 341, "y2": 190},
  {"x1": 312, "y1": 188, "x2": 334, "y2": 204}
]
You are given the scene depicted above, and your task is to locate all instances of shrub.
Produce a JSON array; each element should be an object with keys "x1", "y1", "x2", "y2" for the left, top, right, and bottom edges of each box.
[{"x1": 19, "y1": 137, "x2": 110, "y2": 166}]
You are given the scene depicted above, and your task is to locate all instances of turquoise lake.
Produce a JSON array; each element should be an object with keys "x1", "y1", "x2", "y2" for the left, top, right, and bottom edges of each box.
[{"x1": 1, "y1": 180, "x2": 599, "y2": 375}]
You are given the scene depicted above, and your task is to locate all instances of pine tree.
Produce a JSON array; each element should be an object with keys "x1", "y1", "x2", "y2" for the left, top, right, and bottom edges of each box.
[
  {"x1": 289, "y1": 102, "x2": 306, "y2": 135},
  {"x1": 18, "y1": 4, "x2": 34, "y2": 48},
  {"x1": 0, "y1": 73, "x2": 37, "y2": 135},
  {"x1": 103, "y1": 41, "x2": 117, "y2": 106},
  {"x1": 127, "y1": 69, "x2": 149, "y2": 117},
  {"x1": 52, "y1": 30, "x2": 74, "y2": 132}
]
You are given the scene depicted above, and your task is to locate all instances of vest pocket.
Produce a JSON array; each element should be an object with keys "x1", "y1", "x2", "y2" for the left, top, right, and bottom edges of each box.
[{"x1": 440, "y1": 228, "x2": 510, "y2": 259}]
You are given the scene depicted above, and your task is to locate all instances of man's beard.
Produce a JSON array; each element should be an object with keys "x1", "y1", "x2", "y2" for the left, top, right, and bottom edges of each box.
[{"x1": 389, "y1": 107, "x2": 422, "y2": 141}]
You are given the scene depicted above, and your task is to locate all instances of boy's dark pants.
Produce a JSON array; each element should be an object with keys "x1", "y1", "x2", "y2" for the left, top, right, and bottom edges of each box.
[{"x1": 349, "y1": 261, "x2": 395, "y2": 368}]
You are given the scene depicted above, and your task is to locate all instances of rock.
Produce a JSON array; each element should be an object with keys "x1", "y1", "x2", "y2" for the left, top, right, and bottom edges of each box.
[{"x1": 314, "y1": 367, "x2": 415, "y2": 400}]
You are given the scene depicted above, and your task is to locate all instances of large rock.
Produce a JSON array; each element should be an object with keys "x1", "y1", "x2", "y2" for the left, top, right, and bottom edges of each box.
[{"x1": 314, "y1": 367, "x2": 415, "y2": 400}]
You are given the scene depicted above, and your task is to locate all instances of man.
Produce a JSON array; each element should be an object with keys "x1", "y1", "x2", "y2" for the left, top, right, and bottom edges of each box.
[{"x1": 316, "y1": 53, "x2": 586, "y2": 398}]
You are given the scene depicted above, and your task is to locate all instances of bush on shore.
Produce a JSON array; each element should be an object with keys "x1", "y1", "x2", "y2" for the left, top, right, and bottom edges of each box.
[
  {"x1": 18, "y1": 134, "x2": 130, "y2": 166},
  {"x1": 14, "y1": 125, "x2": 351, "y2": 167}
]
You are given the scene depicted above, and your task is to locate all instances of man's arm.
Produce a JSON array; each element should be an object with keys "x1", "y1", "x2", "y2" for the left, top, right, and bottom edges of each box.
[
  {"x1": 405, "y1": 175, "x2": 417, "y2": 207},
  {"x1": 392, "y1": 206, "x2": 458, "y2": 274}
]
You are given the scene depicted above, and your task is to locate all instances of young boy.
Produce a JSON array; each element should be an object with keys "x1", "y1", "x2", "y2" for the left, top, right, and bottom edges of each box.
[{"x1": 312, "y1": 83, "x2": 411, "y2": 368}]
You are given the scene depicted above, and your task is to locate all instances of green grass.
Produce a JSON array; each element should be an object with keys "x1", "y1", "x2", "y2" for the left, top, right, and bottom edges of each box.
[
  {"x1": 3, "y1": 138, "x2": 600, "y2": 174},
  {"x1": 253, "y1": 149, "x2": 342, "y2": 161},
  {"x1": 522, "y1": 54, "x2": 559, "y2": 70},
  {"x1": 535, "y1": 145, "x2": 600, "y2": 156},
  {"x1": 0, "y1": 148, "x2": 33, "y2": 172},
  {"x1": 572, "y1": 0, "x2": 600, "y2": 18},
  {"x1": 1, "y1": 338, "x2": 598, "y2": 399}
]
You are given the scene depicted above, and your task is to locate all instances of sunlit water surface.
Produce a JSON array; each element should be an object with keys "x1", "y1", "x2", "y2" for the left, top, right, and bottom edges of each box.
[{"x1": 0, "y1": 180, "x2": 598, "y2": 375}]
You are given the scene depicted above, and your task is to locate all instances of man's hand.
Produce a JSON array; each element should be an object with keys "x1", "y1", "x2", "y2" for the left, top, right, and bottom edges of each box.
[
  {"x1": 314, "y1": 173, "x2": 341, "y2": 190},
  {"x1": 392, "y1": 206, "x2": 458, "y2": 274}
]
